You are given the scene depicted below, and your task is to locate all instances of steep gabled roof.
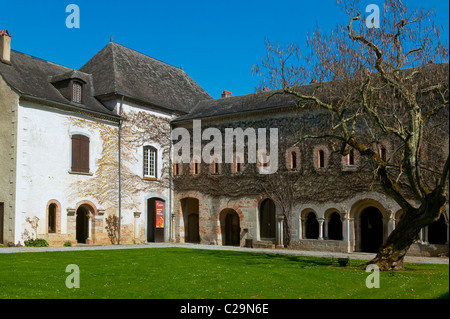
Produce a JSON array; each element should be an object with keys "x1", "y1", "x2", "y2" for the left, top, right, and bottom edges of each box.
[
  {"x1": 80, "y1": 42, "x2": 212, "y2": 113},
  {"x1": 0, "y1": 50, "x2": 119, "y2": 118}
]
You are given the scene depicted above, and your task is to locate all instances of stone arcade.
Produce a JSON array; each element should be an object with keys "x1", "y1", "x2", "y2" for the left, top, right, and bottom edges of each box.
[{"x1": 0, "y1": 30, "x2": 448, "y2": 257}]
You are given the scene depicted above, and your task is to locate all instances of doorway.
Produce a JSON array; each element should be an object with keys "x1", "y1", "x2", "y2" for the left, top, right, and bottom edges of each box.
[
  {"x1": 360, "y1": 207, "x2": 383, "y2": 253},
  {"x1": 181, "y1": 198, "x2": 200, "y2": 243},
  {"x1": 147, "y1": 198, "x2": 165, "y2": 242},
  {"x1": 260, "y1": 198, "x2": 276, "y2": 239},
  {"x1": 76, "y1": 206, "x2": 89, "y2": 244},
  {"x1": 221, "y1": 209, "x2": 240, "y2": 246}
]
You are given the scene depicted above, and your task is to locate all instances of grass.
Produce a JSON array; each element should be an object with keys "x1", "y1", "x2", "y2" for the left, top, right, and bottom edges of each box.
[{"x1": 0, "y1": 247, "x2": 448, "y2": 299}]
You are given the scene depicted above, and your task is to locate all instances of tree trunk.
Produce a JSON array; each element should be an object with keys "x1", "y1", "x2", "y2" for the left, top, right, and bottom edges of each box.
[{"x1": 367, "y1": 188, "x2": 447, "y2": 271}]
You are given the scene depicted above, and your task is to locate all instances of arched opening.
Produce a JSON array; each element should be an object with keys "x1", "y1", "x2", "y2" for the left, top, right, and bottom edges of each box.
[
  {"x1": 260, "y1": 198, "x2": 276, "y2": 239},
  {"x1": 318, "y1": 150, "x2": 325, "y2": 168},
  {"x1": 48, "y1": 204, "x2": 56, "y2": 234},
  {"x1": 360, "y1": 207, "x2": 383, "y2": 252},
  {"x1": 76, "y1": 206, "x2": 89, "y2": 244},
  {"x1": 220, "y1": 209, "x2": 240, "y2": 246},
  {"x1": 181, "y1": 198, "x2": 200, "y2": 243},
  {"x1": 428, "y1": 214, "x2": 447, "y2": 245},
  {"x1": 147, "y1": 198, "x2": 165, "y2": 242},
  {"x1": 328, "y1": 212, "x2": 343, "y2": 240},
  {"x1": 305, "y1": 212, "x2": 319, "y2": 239}
]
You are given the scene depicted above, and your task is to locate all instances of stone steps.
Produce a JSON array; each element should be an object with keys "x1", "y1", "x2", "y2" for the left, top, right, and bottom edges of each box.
[{"x1": 253, "y1": 240, "x2": 276, "y2": 249}]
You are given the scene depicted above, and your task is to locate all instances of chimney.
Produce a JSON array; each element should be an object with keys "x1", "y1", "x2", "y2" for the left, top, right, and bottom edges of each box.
[
  {"x1": 0, "y1": 29, "x2": 11, "y2": 64},
  {"x1": 221, "y1": 90, "x2": 233, "y2": 98}
]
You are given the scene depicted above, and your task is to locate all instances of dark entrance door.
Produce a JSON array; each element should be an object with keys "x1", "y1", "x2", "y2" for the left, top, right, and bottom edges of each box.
[
  {"x1": 260, "y1": 199, "x2": 276, "y2": 238},
  {"x1": 76, "y1": 207, "x2": 89, "y2": 244},
  {"x1": 225, "y1": 211, "x2": 240, "y2": 246},
  {"x1": 187, "y1": 214, "x2": 200, "y2": 243},
  {"x1": 360, "y1": 207, "x2": 383, "y2": 253},
  {"x1": 147, "y1": 198, "x2": 165, "y2": 243}
]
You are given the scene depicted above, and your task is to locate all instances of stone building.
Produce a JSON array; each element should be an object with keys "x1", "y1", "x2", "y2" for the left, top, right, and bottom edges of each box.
[{"x1": 0, "y1": 30, "x2": 448, "y2": 256}]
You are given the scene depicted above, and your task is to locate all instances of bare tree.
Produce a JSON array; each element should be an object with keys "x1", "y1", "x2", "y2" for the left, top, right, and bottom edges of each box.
[{"x1": 254, "y1": 0, "x2": 449, "y2": 270}]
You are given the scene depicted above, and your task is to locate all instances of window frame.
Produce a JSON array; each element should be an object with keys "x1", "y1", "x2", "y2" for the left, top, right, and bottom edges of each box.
[
  {"x1": 70, "y1": 134, "x2": 90, "y2": 174},
  {"x1": 72, "y1": 81, "x2": 83, "y2": 104},
  {"x1": 143, "y1": 146, "x2": 158, "y2": 180}
]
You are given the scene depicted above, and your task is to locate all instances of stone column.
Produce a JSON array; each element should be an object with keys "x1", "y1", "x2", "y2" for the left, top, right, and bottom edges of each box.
[
  {"x1": 318, "y1": 218, "x2": 324, "y2": 240},
  {"x1": 323, "y1": 218, "x2": 329, "y2": 240},
  {"x1": 386, "y1": 210, "x2": 395, "y2": 237},
  {"x1": 86, "y1": 213, "x2": 93, "y2": 244},
  {"x1": 299, "y1": 217, "x2": 304, "y2": 240},
  {"x1": 134, "y1": 212, "x2": 141, "y2": 243},
  {"x1": 276, "y1": 215, "x2": 284, "y2": 248},
  {"x1": 423, "y1": 226, "x2": 429, "y2": 244}
]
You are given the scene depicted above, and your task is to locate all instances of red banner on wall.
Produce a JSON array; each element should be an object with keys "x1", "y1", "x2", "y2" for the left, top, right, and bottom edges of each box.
[{"x1": 155, "y1": 200, "x2": 165, "y2": 228}]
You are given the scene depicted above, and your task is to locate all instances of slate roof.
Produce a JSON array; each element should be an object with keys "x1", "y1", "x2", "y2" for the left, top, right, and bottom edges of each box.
[
  {"x1": 174, "y1": 62, "x2": 449, "y2": 123},
  {"x1": 0, "y1": 50, "x2": 118, "y2": 118},
  {"x1": 79, "y1": 42, "x2": 212, "y2": 113}
]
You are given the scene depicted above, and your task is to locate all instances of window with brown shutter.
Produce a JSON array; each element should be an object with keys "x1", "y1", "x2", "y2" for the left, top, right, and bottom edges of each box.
[{"x1": 71, "y1": 134, "x2": 90, "y2": 173}]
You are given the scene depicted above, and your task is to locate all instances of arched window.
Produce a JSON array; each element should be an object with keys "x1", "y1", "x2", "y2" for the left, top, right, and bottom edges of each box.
[
  {"x1": 328, "y1": 212, "x2": 343, "y2": 240},
  {"x1": 318, "y1": 150, "x2": 325, "y2": 168},
  {"x1": 211, "y1": 160, "x2": 220, "y2": 174},
  {"x1": 48, "y1": 204, "x2": 56, "y2": 234},
  {"x1": 291, "y1": 151, "x2": 297, "y2": 169},
  {"x1": 233, "y1": 154, "x2": 242, "y2": 173},
  {"x1": 192, "y1": 161, "x2": 200, "y2": 175},
  {"x1": 305, "y1": 212, "x2": 319, "y2": 239},
  {"x1": 144, "y1": 146, "x2": 157, "y2": 178},
  {"x1": 347, "y1": 149, "x2": 355, "y2": 166},
  {"x1": 71, "y1": 134, "x2": 90, "y2": 173}
]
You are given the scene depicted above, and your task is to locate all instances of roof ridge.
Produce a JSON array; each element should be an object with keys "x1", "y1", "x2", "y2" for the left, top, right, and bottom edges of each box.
[
  {"x1": 109, "y1": 42, "x2": 119, "y2": 94},
  {"x1": 109, "y1": 41, "x2": 184, "y2": 72}
]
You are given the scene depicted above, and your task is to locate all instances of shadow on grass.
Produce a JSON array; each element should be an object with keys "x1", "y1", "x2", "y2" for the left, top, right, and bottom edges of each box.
[
  {"x1": 163, "y1": 247, "x2": 362, "y2": 269},
  {"x1": 438, "y1": 291, "x2": 449, "y2": 299}
]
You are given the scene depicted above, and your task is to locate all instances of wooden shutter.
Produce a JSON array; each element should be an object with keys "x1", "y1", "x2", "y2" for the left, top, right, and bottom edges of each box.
[{"x1": 72, "y1": 134, "x2": 90, "y2": 173}]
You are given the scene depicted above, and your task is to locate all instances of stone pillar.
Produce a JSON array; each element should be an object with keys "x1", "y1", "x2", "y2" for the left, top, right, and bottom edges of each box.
[
  {"x1": 276, "y1": 215, "x2": 284, "y2": 248},
  {"x1": 323, "y1": 218, "x2": 329, "y2": 240},
  {"x1": 171, "y1": 213, "x2": 176, "y2": 243},
  {"x1": 299, "y1": 217, "x2": 304, "y2": 240},
  {"x1": 134, "y1": 212, "x2": 141, "y2": 243},
  {"x1": 423, "y1": 226, "x2": 429, "y2": 244},
  {"x1": 387, "y1": 212, "x2": 396, "y2": 236},
  {"x1": 86, "y1": 213, "x2": 93, "y2": 245},
  {"x1": 318, "y1": 218, "x2": 324, "y2": 240}
]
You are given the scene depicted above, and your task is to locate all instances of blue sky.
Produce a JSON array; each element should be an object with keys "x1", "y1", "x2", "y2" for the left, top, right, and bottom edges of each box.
[{"x1": 1, "y1": 0, "x2": 448, "y2": 99}]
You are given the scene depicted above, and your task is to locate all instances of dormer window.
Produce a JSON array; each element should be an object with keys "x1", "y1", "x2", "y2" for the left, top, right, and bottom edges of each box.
[{"x1": 72, "y1": 81, "x2": 82, "y2": 103}]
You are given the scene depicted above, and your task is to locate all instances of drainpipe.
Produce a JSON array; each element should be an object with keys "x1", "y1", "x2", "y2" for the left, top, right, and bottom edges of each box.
[
  {"x1": 169, "y1": 123, "x2": 173, "y2": 242},
  {"x1": 118, "y1": 95, "x2": 124, "y2": 244}
]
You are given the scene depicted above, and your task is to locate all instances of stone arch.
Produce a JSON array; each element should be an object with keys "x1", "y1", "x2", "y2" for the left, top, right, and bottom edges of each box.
[
  {"x1": 180, "y1": 197, "x2": 200, "y2": 243},
  {"x1": 46, "y1": 200, "x2": 61, "y2": 234},
  {"x1": 74, "y1": 200, "x2": 98, "y2": 245},
  {"x1": 325, "y1": 209, "x2": 343, "y2": 241},
  {"x1": 350, "y1": 198, "x2": 387, "y2": 252}
]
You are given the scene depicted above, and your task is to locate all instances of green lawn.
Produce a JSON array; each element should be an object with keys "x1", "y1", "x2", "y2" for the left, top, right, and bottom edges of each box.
[{"x1": 0, "y1": 247, "x2": 448, "y2": 299}]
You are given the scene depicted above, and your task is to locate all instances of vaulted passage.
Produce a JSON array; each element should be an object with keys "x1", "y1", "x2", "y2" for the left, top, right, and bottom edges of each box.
[
  {"x1": 428, "y1": 215, "x2": 447, "y2": 245},
  {"x1": 260, "y1": 199, "x2": 276, "y2": 239},
  {"x1": 181, "y1": 198, "x2": 200, "y2": 243},
  {"x1": 360, "y1": 207, "x2": 383, "y2": 253},
  {"x1": 328, "y1": 212, "x2": 343, "y2": 240},
  {"x1": 305, "y1": 212, "x2": 319, "y2": 239},
  {"x1": 220, "y1": 209, "x2": 240, "y2": 246}
]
